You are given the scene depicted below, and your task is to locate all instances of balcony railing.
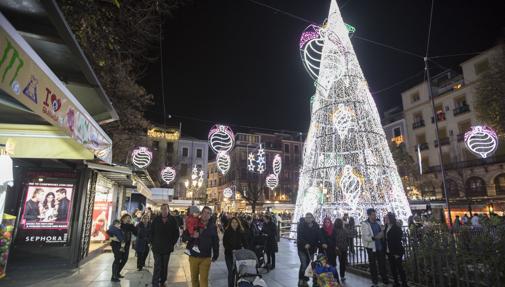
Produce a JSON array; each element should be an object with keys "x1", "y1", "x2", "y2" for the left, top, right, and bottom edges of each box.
[
  {"x1": 434, "y1": 137, "x2": 450, "y2": 147},
  {"x1": 412, "y1": 120, "x2": 425, "y2": 129},
  {"x1": 426, "y1": 154, "x2": 505, "y2": 173},
  {"x1": 453, "y1": 105, "x2": 470, "y2": 116},
  {"x1": 419, "y1": 142, "x2": 429, "y2": 151}
]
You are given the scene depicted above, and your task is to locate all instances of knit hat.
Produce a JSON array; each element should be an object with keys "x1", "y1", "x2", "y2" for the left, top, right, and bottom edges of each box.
[{"x1": 189, "y1": 205, "x2": 200, "y2": 215}]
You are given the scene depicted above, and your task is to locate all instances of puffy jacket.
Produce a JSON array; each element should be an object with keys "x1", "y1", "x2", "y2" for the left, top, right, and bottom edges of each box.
[
  {"x1": 361, "y1": 219, "x2": 383, "y2": 252},
  {"x1": 223, "y1": 228, "x2": 248, "y2": 256},
  {"x1": 297, "y1": 221, "x2": 320, "y2": 253}
]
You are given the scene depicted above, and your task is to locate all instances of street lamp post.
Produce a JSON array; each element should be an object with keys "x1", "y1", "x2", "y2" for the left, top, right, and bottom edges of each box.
[{"x1": 185, "y1": 166, "x2": 204, "y2": 206}]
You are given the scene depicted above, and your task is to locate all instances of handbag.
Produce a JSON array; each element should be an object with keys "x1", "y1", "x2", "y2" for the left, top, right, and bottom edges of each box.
[{"x1": 304, "y1": 263, "x2": 314, "y2": 277}]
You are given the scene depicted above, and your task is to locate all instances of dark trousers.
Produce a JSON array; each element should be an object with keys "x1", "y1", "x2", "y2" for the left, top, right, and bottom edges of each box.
[
  {"x1": 325, "y1": 248, "x2": 337, "y2": 267},
  {"x1": 225, "y1": 253, "x2": 234, "y2": 287},
  {"x1": 118, "y1": 245, "x2": 130, "y2": 274},
  {"x1": 152, "y1": 252, "x2": 171, "y2": 287},
  {"x1": 337, "y1": 250, "x2": 347, "y2": 278},
  {"x1": 348, "y1": 238, "x2": 355, "y2": 253},
  {"x1": 388, "y1": 253, "x2": 408, "y2": 286},
  {"x1": 298, "y1": 249, "x2": 318, "y2": 284},
  {"x1": 111, "y1": 243, "x2": 122, "y2": 279},
  {"x1": 366, "y1": 248, "x2": 388, "y2": 284},
  {"x1": 137, "y1": 245, "x2": 150, "y2": 268},
  {"x1": 266, "y1": 252, "x2": 276, "y2": 268}
]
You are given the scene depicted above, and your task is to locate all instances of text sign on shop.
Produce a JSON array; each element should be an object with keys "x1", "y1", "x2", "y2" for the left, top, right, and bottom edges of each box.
[{"x1": 0, "y1": 14, "x2": 112, "y2": 163}]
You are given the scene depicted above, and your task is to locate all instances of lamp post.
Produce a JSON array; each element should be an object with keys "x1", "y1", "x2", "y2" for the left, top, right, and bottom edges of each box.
[{"x1": 185, "y1": 165, "x2": 204, "y2": 206}]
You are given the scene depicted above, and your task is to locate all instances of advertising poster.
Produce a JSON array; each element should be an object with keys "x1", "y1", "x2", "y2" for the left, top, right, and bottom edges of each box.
[{"x1": 16, "y1": 183, "x2": 74, "y2": 245}]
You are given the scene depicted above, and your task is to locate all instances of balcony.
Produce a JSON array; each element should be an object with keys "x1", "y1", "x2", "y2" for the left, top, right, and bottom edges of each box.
[
  {"x1": 457, "y1": 133, "x2": 465, "y2": 142},
  {"x1": 453, "y1": 105, "x2": 470, "y2": 116},
  {"x1": 412, "y1": 120, "x2": 425, "y2": 129},
  {"x1": 434, "y1": 137, "x2": 450, "y2": 147},
  {"x1": 431, "y1": 112, "x2": 446, "y2": 123},
  {"x1": 418, "y1": 142, "x2": 429, "y2": 151}
]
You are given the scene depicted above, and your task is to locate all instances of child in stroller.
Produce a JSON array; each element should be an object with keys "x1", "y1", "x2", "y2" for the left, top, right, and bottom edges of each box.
[
  {"x1": 233, "y1": 249, "x2": 268, "y2": 287},
  {"x1": 313, "y1": 253, "x2": 341, "y2": 287}
]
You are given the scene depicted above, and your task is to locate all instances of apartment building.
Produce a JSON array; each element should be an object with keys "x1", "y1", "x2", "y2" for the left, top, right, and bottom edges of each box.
[{"x1": 401, "y1": 46, "x2": 505, "y2": 216}]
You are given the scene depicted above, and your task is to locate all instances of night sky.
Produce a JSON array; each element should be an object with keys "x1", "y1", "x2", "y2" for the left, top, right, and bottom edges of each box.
[{"x1": 141, "y1": 0, "x2": 505, "y2": 139}]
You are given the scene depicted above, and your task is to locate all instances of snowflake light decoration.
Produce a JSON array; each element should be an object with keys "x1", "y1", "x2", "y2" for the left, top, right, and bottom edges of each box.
[
  {"x1": 464, "y1": 125, "x2": 498, "y2": 159},
  {"x1": 247, "y1": 153, "x2": 256, "y2": 172},
  {"x1": 132, "y1": 147, "x2": 152, "y2": 169},
  {"x1": 292, "y1": 0, "x2": 411, "y2": 232},
  {"x1": 246, "y1": 144, "x2": 266, "y2": 174},
  {"x1": 223, "y1": 187, "x2": 233, "y2": 198}
]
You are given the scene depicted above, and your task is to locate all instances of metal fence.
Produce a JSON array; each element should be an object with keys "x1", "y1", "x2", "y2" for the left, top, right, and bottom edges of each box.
[{"x1": 279, "y1": 221, "x2": 504, "y2": 287}]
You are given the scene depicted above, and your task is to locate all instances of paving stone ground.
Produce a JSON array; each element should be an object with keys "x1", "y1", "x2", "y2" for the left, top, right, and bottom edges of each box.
[{"x1": 0, "y1": 239, "x2": 372, "y2": 287}]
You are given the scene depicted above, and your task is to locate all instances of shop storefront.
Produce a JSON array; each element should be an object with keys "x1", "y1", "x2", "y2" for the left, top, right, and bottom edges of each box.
[{"x1": 0, "y1": 6, "x2": 117, "y2": 274}]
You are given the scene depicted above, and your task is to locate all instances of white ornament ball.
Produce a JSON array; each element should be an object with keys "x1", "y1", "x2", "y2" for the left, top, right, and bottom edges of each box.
[
  {"x1": 161, "y1": 167, "x2": 176, "y2": 184},
  {"x1": 208, "y1": 125, "x2": 235, "y2": 153},
  {"x1": 464, "y1": 126, "x2": 498, "y2": 159},
  {"x1": 266, "y1": 174, "x2": 279, "y2": 190},
  {"x1": 132, "y1": 147, "x2": 152, "y2": 169}
]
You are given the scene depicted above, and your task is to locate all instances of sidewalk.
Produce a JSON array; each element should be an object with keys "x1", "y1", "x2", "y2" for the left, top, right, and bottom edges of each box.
[{"x1": 0, "y1": 239, "x2": 372, "y2": 287}]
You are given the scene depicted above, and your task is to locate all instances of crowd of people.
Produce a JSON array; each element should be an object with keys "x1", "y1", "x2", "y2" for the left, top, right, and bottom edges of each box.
[
  {"x1": 105, "y1": 205, "x2": 282, "y2": 287},
  {"x1": 296, "y1": 209, "x2": 408, "y2": 287}
]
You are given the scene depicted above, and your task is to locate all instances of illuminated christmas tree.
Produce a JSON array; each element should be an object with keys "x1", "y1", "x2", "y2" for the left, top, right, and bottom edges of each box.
[{"x1": 293, "y1": 0, "x2": 411, "y2": 225}]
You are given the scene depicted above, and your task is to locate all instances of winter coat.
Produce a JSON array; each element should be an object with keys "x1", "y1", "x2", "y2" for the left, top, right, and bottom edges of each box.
[
  {"x1": 319, "y1": 227, "x2": 336, "y2": 251},
  {"x1": 190, "y1": 221, "x2": 219, "y2": 260},
  {"x1": 262, "y1": 221, "x2": 278, "y2": 253},
  {"x1": 135, "y1": 222, "x2": 151, "y2": 253},
  {"x1": 150, "y1": 215, "x2": 179, "y2": 254},
  {"x1": 334, "y1": 227, "x2": 349, "y2": 252},
  {"x1": 223, "y1": 228, "x2": 248, "y2": 257},
  {"x1": 297, "y1": 221, "x2": 320, "y2": 253},
  {"x1": 361, "y1": 220, "x2": 377, "y2": 251},
  {"x1": 385, "y1": 224, "x2": 405, "y2": 256},
  {"x1": 121, "y1": 223, "x2": 137, "y2": 249}
]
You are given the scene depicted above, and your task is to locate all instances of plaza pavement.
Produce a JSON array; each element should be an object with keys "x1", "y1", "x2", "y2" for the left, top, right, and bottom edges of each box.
[{"x1": 0, "y1": 239, "x2": 372, "y2": 287}]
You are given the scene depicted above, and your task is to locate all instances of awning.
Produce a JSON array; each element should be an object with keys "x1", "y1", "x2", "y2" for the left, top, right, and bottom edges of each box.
[
  {"x1": 0, "y1": 123, "x2": 93, "y2": 160},
  {"x1": 86, "y1": 162, "x2": 152, "y2": 200},
  {"x1": 0, "y1": 13, "x2": 112, "y2": 163}
]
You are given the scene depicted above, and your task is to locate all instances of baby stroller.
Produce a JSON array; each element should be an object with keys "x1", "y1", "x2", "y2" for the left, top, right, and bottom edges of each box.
[
  {"x1": 311, "y1": 253, "x2": 341, "y2": 287},
  {"x1": 233, "y1": 249, "x2": 268, "y2": 287}
]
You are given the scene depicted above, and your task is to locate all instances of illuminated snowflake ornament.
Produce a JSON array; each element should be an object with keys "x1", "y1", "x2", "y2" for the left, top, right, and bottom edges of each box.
[
  {"x1": 292, "y1": 0, "x2": 411, "y2": 234},
  {"x1": 247, "y1": 153, "x2": 256, "y2": 172},
  {"x1": 464, "y1": 125, "x2": 498, "y2": 159},
  {"x1": 247, "y1": 144, "x2": 266, "y2": 174},
  {"x1": 132, "y1": 147, "x2": 152, "y2": 169},
  {"x1": 216, "y1": 152, "x2": 231, "y2": 174},
  {"x1": 223, "y1": 187, "x2": 233, "y2": 198},
  {"x1": 161, "y1": 167, "x2": 176, "y2": 185}
]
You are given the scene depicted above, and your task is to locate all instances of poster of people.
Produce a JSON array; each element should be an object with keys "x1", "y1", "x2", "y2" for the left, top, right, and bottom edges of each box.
[{"x1": 17, "y1": 183, "x2": 74, "y2": 245}]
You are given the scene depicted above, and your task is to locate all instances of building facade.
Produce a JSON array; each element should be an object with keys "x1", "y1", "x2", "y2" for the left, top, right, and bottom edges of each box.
[
  {"x1": 401, "y1": 45, "x2": 505, "y2": 217},
  {"x1": 206, "y1": 131, "x2": 303, "y2": 212}
]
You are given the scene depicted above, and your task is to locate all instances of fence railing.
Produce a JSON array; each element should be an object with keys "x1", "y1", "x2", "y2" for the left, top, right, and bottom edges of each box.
[{"x1": 280, "y1": 221, "x2": 504, "y2": 286}]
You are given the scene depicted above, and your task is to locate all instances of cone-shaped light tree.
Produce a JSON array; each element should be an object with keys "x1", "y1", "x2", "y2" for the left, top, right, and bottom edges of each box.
[{"x1": 293, "y1": 0, "x2": 412, "y2": 226}]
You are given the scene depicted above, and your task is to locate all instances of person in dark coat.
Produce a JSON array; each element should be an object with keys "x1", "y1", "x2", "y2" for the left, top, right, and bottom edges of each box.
[
  {"x1": 55, "y1": 188, "x2": 70, "y2": 221},
  {"x1": 188, "y1": 206, "x2": 219, "y2": 287},
  {"x1": 385, "y1": 212, "x2": 409, "y2": 287},
  {"x1": 24, "y1": 188, "x2": 44, "y2": 221},
  {"x1": 150, "y1": 204, "x2": 180, "y2": 287},
  {"x1": 107, "y1": 219, "x2": 125, "y2": 282},
  {"x1": 319, "y1": 217, "x2": 336, "y2": 267},
  {"x1": 135, "y1": 214, "x2": 151, "y2": 271},
  {"x1": 223, "y1": 217, "x2": 248, "y2": 287},
  {"x1": 118, "y1": 214, "x2": 137, "y2": 277},
  {"x1": 297, "y1": 213, "x2": 320, "y2": 287},
  {"x1": 334, "y1": 218, "x2": 349, "y2": 282},
  {"x1": 262, "y1": 215, "x2": 278, "y2": 269}
]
